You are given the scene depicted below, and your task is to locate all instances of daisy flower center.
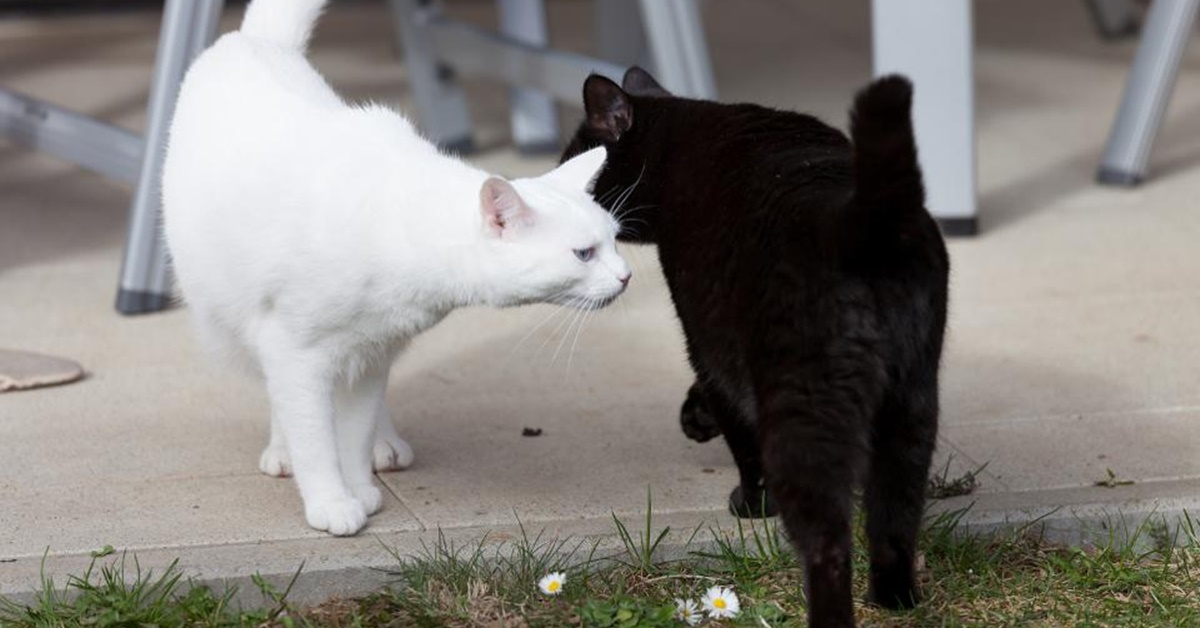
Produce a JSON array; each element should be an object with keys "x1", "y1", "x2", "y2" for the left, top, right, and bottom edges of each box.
[
  {"x1": 548, "y1": 581, "x2": 560, "y2": 592},
  {"x1": 714, "y1": 598, "x2": 726, "y2": 609}
]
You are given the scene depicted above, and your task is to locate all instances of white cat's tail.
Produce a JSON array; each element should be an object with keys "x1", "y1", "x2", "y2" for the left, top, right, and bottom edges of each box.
[{"x1": 240, "y1": 0, "x2": 329, "y2": 51}]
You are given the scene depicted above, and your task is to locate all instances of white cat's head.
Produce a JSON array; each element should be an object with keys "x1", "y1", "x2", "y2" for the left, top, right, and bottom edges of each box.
[{"x1": 478, "y1": 147, "x2": 630, "y2": 310}]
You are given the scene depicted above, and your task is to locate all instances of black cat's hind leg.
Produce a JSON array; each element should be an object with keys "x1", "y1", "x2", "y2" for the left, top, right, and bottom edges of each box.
[
  {"x1": 695, "y1": 381, "x2": 779, "y2": 519},
  {"x1": 756, "y1": 353, "x2": 881, "y2": 628},
  {"x1": 721, "y1": 411, "x2": 777, "y2": 519},
  {"x1": 864, "y1": 373, "x2": 938, "y2": 611}
]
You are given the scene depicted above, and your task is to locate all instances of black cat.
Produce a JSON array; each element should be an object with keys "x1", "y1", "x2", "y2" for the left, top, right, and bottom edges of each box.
[{"x1": 563, "y1": 68, "x2": 949, "y2": 628}]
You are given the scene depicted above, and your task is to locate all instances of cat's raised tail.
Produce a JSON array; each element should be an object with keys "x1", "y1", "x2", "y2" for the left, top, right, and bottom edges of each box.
[
  {"x1": 241, "y1": 0, "x2": 329, "y2": 51},
  {"x1": 848, "y1": 75, "x2": 926, "y2": 225}
]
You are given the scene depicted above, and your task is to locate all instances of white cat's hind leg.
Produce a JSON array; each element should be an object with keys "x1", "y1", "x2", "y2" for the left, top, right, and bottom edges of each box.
[
  {"x1": 191, "y1": 310, "x2": 291, "y2": 478},
  {"x1": 258, "y1": 325, "x2": 367, "y2": 536},
  {"x1": 257, "y1": 401, "x2": 293, "y2": 477},
  {"x1": 373, "y1": 408, "x2": 414, "y2": 472},
  {"x1": 258, "y1": 413, "x2": 292, "y2": 477}
]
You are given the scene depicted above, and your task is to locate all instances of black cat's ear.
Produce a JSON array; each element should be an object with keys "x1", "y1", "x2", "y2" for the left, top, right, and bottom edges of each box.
[
  {"x1": 622, "y1": 66, "x2": 670, "y2": 97},
  {"x1": 583, "y1": 74, "x2": 633, "y2": 143}
]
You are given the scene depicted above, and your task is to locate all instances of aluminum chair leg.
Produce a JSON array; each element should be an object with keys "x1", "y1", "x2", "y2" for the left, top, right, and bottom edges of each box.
[
  {"x1": 0, "y1": 89, "x2": 141, "y2": 184},
  {"x1": 596, "y1": 0, "x2": 649, "y2": 69},
  {"x1": 1085, "y1": 0, "x2": 1140, "y2": 39},
  {"x1": 117, "y1": 0, "x2": 225, "y2": 314},
  {"x1": 872, "y1": 0, "x2": 977, "y2": 235},
  {"x1": 497, "y1": 0, "x2": 559, "y2": 154},
  {"x1": 1097, "y1": 0, "x2": 1200, "y2": 186},
  {"x1": 636, "y1": 0, "x2": 716, "y2": 99},
  {"x1": 388, "y1": 0, "x2": 474, "y2": 153}
]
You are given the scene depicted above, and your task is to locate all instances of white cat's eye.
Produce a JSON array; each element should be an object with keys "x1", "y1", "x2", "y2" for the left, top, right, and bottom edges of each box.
[{"x1": 574, "y1": 247, "x2": 596, "y2": 263}]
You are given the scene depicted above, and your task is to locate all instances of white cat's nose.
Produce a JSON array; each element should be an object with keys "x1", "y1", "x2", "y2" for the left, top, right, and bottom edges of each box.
[{"x1": 619, "y1": 271, "x2": 632, "y2": 286}]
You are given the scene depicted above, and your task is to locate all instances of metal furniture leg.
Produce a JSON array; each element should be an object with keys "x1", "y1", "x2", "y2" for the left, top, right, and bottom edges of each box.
[
  {"x1": 1085, "y1": 0, "x2": 1140, "y2": 39},
  {"x1": 497, "y1": 0, "x2": 559, "y2": 154},
  {"x1": 872, "y1": 0, "x2": 977, "y2": 235},
  {"x1": 595, "y1": 0, "x2": 649, "y2": 72},
  {"x1": 635, "y1": 0, "x2": 716, "y2": 99},
  {"x1": 117, "y1": 0, "x2": 225, "y2": 314},
  {"x1": 0, "y1": 89, "x2": 141, "y2": 184},
  {"x1": 388, "y1": 0, "x2": 475, "y2": 153},
  {"x1": 186, "y1": 0, "x2": 225, "y2": 59},
  {"x1": 1097, "y1": 0, "x2": 1200, "y2": 186}
]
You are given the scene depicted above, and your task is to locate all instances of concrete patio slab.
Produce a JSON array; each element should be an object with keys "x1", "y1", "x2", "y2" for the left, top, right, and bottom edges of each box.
[
  {"x1": 942, "y1": 294, "x2": 1200, "y2": 426},
  {"x1": 3, "y1": 0, "x2": 1200, "y2": 608},
  {"x1": 943, "y1": 408, "x2": 1200, "y2": 493},
  {"x1": 4, "y1": 475, "x2": 421, "y2": 559}
]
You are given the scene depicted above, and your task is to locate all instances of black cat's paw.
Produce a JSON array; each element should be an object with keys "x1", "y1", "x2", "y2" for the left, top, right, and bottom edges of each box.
[
  {"x1": 867, "y1": 570, "x2": 920, "y2": 610},
  {"x1": 680, "y1": 385, "x2": 722, "y2": 442},
  {"x1": 728, "y1": 485, "x2": 778, "y2": 519}
]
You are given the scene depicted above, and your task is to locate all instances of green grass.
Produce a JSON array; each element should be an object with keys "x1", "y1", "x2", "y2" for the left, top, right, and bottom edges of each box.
[
  {"x1": 0, "y1": 552, "x2": 286, "y2": 627},
  {"x1": 5, "y1": 504, "x2": 1200, "y2": 627}
]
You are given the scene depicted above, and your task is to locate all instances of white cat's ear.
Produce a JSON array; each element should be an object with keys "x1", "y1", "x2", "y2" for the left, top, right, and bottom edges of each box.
[
  {"x1": 545, "y1": 146, "x2": 606, "y2": 191},
  {"x1": 480, "y1": 177, "x2": 533, "y2": 237}
]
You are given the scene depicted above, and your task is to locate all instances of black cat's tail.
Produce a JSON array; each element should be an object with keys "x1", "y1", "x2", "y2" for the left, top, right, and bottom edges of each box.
[{"x1": 848, "y1": 75, "x2": 926, "y2": 229}]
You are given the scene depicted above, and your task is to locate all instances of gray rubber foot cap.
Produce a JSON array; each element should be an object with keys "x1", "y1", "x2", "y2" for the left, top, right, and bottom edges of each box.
[
  {"x1": 1096, "y1": 167, "x2": 1143, "y2": 187},
  {"x1": 438, "y1": 136, "x2": 475, "y2": 156},
  {"x1": 938, "y1": 217, "x2": 978, "y2": 237},
  {"x1": 116, "y1": 289, "x2": 172, "y2": 315}
]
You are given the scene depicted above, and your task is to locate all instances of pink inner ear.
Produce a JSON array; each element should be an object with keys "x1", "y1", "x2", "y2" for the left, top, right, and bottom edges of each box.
[{"x1": 480, "y1": 177, "x2": 529, "y2": 236}]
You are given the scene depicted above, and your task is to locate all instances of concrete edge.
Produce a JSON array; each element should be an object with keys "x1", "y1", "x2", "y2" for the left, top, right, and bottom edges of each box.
[
  {"x1": 931, "y1": 477, "x2": 1200, "y2": 546},
  {"x1": 0, "y1": 510, "x2": 745, "y2": 608},
  {"x1": 5, "y1": 479, "x2": 1200, "y2": 609}
]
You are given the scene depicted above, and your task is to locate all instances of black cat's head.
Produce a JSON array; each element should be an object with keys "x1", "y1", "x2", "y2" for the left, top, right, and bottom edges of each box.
[{"x1": 561, "y1": 66, "x2": 674, "y2": 244}]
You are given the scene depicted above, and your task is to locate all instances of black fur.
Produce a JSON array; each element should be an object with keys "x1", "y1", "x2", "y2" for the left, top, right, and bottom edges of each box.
[{"x1": 563, "y1": 69, "x2": 949, "y2": 628}]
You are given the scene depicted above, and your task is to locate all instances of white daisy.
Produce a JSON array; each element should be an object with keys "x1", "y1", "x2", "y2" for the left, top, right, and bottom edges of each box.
[
  {"x1": 701, "y1": 585, "x2": 740, "y2": 619},
  {"x1": 537, "y1": 572, "x2": 566, "y2": 596},
  {"x1": 674, "y1": 598, "x2": 701, "y2": 625}
]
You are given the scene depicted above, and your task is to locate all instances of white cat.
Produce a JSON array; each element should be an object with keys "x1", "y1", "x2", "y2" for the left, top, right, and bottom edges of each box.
[{"x1": 162, "y1": 0, "x2": 630, "y2": 536}]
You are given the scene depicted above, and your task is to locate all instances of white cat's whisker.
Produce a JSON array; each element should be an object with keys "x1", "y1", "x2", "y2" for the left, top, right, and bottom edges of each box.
[
  {"x1": 535, "y1": 296, "x2": 583, "y2": 357},
  {"x1": 610, "y1": 163, "x2": 647, "y2": 217},
  {"x1": 615, "y1": 207, "x2": 654, "y2": 226},
  {"x1": 564, "y1": 296, "x2": 598, "y2": 375},
  {"x1": 551, "y1": 299, "x2": 589, "y2": 366},
  {"x1": 597, "y1": 183, "x2": 625, "y2": 205},
  {"x1": 600, "y1": 174, "x2": 637, "y2": 220},
  {"x1": 615, "y1": 284, "x2": 632, "y2": 325},
  {"x1": 508, "y1": 296, "x2": 571, "y2": 356},
  {"x1": 612, "y1": 202, "x2": 651, "y2": 222},
  {"x1": 612, "y1": 183, "x2": 638, "y2": 218}
]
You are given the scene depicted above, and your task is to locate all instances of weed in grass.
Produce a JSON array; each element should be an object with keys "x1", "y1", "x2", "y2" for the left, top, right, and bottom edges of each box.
[
  {"x1": 499, "y1": 515, "x2": 593, "y2": 597},
  {"x1": 1094, "y1": 467, "x2": 1136, "y2": 489},
  {"x1": 695, "y1": 515, "x2": 792, "y2": 583},
  {"x1": 251, "y1": 563, "x2": 305, "y2": 624},
  {"x1": 611, "y1": 489, "x2": 673, "y2": 574},
  {"x1": 926, "y1": 457, "x2": 987, "y2": 499},
  {"x1": 0, "y1": 551, "x2": 278, "y2": 628}
]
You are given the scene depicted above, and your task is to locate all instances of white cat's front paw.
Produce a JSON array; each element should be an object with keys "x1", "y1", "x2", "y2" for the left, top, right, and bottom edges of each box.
[
  {"x1": 350, "y1": 484, "x2": 383, "y2": 515},
  {"x1": 373, "y1": 435, "x2": 414, "y2": 471},
  {"x1": 305, "y1": 496, "x2": 368, "y2": 536},
  {"x1": 259, "y1": 445, "x2": 292, "y2": 477}
]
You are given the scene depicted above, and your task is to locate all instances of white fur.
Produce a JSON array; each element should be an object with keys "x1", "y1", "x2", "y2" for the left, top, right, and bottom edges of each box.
[{"x1": 162, "y1": 0, "x2": 629, "y2": 536}]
